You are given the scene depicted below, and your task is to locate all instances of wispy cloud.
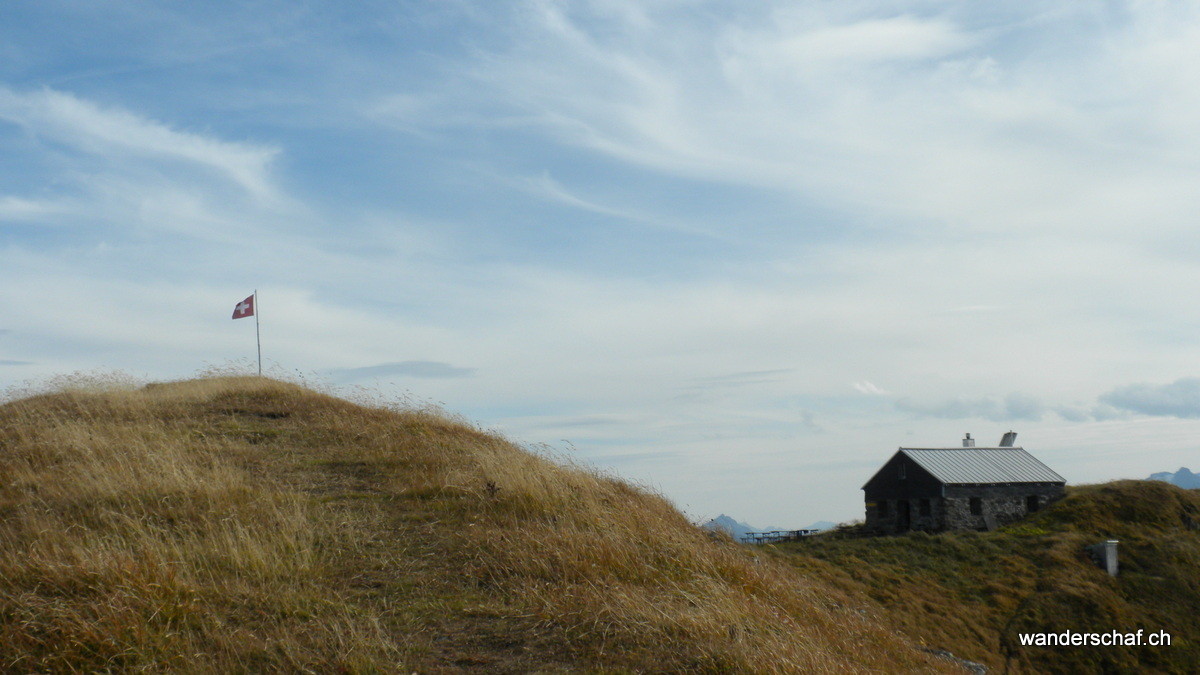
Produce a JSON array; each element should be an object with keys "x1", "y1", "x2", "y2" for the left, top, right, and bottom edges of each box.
[
  {"x1": 329, "y1": 361, "x2": 476, "y2": 382},
  {"x1": 687, "y1": 369, "x2": 794, "y2": 389},
  {"x1": 0, "y1": 87, "x2": 280, "y2": 199},
  {"x1": 853, "y1": 381, "x2": 888, "y2": 396},
  {"x1": 939, "y1": 305, "x2": 1004, "y2": 315},
  {"x1": 0, "y1": 196, "x2": 73, "y2": 224},
  {"x1": 504, "y1": 171, "x2": 730, "y2": 241},
  {"x1": 747, "y1": 15, "x2": 972, "y2": 70},
  {"x1": 895, "y1": 392, "x2": 1046, "y2": 422},
  {"x1": 450, "y1": 2, "x2": 1200, "y2": 245}
]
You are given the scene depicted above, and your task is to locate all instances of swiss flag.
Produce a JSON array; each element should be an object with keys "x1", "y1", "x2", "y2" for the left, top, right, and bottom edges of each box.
[{"x1": 232, "y1": 294, "x2": 255, "y2": 319}]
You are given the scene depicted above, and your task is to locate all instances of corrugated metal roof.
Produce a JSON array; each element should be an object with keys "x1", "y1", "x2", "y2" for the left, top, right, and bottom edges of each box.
[{"x1": 899, "y1": 447, "x2": 1065, "y2": 484}]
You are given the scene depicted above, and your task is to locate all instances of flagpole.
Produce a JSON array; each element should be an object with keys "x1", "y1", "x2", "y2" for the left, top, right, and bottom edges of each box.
[{"x1": 254, "y1": 289, "x2": 261, "y2": 376}]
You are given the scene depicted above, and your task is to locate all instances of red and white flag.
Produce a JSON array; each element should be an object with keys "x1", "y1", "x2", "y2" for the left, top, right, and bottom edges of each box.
[{"x1": 232, "y1": 294, "x2": 255, "y2": 319}]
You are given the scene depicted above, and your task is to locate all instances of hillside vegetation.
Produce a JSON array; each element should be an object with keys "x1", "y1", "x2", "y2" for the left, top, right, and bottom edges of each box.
[
  {"x1": 0, "y1": 375, "x2": 949, "y2": 673},
  {"x1": 776, "y1": 480, "x2": 1200, "y2": 673}
]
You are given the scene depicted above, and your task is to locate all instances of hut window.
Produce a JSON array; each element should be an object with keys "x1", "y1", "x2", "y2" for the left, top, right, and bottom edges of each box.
[
  {"x1": 878, "y1": 501, "x2": 889, "y2": 517},
  {"x1": 1026, "y1": 495, "x2": 1040, "y2": 512},
  {"x1": 919, "y1": 499, "x2": 931, "y2": 516},
  {"x1": 969, "y1": 497, "x2": 983, "y2": 516}
]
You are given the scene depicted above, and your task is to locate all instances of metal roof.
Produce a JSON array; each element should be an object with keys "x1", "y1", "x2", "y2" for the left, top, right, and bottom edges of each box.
[{"x1": 898, "y1": 447, "x2": 1065, "y2": 485}]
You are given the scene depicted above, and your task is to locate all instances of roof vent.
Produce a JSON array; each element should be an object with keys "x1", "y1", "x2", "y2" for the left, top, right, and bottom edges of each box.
[
  {"x1": 963, "y1": 433, "x2": 975, "y2": 448},
  {"x1": 1000, "y1": 431, "x2": 1018, "y2": 447}
]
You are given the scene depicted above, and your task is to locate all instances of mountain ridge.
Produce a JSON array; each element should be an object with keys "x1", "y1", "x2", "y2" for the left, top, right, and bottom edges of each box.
[
  {"x1": 700, "y1": 514, "x2": 837, "y2": 541},
  {"x1": 1148, "y1": 466, "x2": 1200, "y2": 489}
]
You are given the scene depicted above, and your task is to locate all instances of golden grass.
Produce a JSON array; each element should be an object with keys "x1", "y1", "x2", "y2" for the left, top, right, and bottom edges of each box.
[{"x1": 0, "y1": 375, "x2": 948, "y2": 672}]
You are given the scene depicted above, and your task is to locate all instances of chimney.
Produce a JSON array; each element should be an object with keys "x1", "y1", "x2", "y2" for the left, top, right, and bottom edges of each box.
[
  {"x1": 962, "y1": 433, "x2": 975, "y2": 448},
  {"x1": 1000, "y1": 431, "x2": 1018, "y2": 447}
]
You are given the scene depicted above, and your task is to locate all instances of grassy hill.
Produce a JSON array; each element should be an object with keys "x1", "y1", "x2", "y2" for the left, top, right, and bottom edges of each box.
[
  {"x1": 774, "y1": 480, "x2": 1200, "y2": 673},
  {"x1": 0, "y1": 375, "x2": 951, "y2": 672}
]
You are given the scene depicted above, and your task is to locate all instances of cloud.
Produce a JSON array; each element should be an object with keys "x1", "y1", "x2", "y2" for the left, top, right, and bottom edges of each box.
[
  {"x1": 1053, "y1": 406, "x2": 1091, "y2": 423},
  {"x1": 0, "y1": 359, "x2": 32, "y2": 366},
  {"x1": 504, "y1": 171, "x2": 729, "y2": 240},
  {"x1": 895, "y1": 392, "x2": 1045, "y2": 422},
  {"x1": 0, "y1": 86, "x2": 279, "y2": 199},
  {"x1": 329, "y1": 360, "x2": 477, "y2": 381},
  {"x1": 546, "y1": 415, "x2": 628, "y2": 429},
  {"x1": 1088, "y1": 404, "x2": 1126, "y2": 422},
  {"x1": 761, "y1": 16, "x2": 972, "y2": 70},
  {"x1": 588, "y1": 450, "x2": 680, "y2": 465},
  {"x1": 938, "y1": 305, "x2": 1004, "y2": 315},
  {"x1": 798, "y1": 410, "x2": 823, "y2": 434},
  {"x1": 446, "y1": 1, "x2": 1200, "y2": 247},
  {"x1": 1051, "y1": 403, "x2": 1129, "y2": 423},
  {"x1": 1002, "y1": 392, "x2": 1044, "y2": 421},
  {"x1": 686, "y1": 369, "x2": 794, "y2": 389},
  {"x1": 1099, "y1": 378, "x2": 1200, "y2": 418},
  {"x1": 0, "y1": 85, "x2": 308, "y2": 267},
  {"x1": 853, "y1": 381, "x2": 888, "y2": 395},
  {"x1": 0, "y1": 196, "x2": 72, "y2": 224}
]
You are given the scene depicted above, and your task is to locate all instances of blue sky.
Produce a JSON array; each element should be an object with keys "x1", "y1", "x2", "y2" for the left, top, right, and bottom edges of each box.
[{"x1": 5, "y1": 1, "x2": 1200, "y2": 526}]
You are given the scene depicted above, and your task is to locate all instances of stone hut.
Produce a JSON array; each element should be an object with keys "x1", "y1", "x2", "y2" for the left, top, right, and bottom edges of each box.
[{"x1": 862, "y1": 432, "x2": 1065, "y2": 534}]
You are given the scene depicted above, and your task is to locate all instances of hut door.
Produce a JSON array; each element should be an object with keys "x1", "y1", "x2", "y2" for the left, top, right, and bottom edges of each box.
[{"x1": 896, "y1": 499, "x2": 911, "y2": 531}]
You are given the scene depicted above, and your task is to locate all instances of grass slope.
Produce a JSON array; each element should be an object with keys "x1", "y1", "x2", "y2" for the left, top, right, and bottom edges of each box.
[
  {"x1": 775, "y1": 481, "x2": 1200, "y2": 673},
  {"x1": 0, "y1": 376, "x2": 948, "y2": 673}
]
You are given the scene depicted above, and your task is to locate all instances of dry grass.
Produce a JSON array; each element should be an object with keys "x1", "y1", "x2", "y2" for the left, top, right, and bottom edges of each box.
[
  {"x1": 0, "y1": 375, "x2": 948, "y2": 672},
  {"x1": 775, "y1": 481, "x2": 1200, "y2": 673}
]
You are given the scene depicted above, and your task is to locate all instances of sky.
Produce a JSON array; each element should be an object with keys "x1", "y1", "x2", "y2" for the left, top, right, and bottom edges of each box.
[{"x1": 4, "y1": 1, "x2": 1200, "y2": 527}]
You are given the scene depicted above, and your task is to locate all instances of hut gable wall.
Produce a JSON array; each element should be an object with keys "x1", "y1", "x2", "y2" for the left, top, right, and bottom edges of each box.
[{"x1": 862, "y1": 451, "x2": 942, "y2": 501}]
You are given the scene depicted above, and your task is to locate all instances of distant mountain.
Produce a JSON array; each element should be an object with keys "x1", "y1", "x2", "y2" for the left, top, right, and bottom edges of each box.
[
  {"x1": 1149, "y1": 467, "x2": 1200, "y2": 489},
  {"x1": 701, "y1": 516, "x2": 839, "y2": 540},
  {"x1": 700, "y1": 514, "x2": 758, "y2": 541}
]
